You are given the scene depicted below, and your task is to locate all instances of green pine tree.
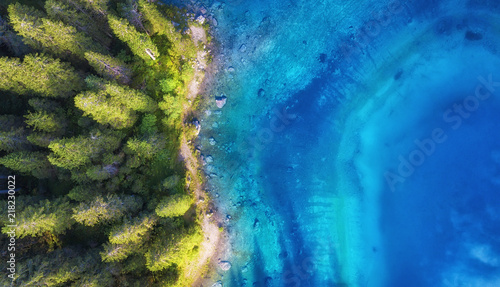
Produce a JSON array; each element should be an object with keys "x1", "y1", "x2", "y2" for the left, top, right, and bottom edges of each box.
[
  {"x1": 100, "y1": 241, "x2": 138, "y2": 262},
  {"x1": 1, "y1": 198, "x2": 74, "y2": 238},
  {"x1": 27, "y1": 132, "x2": 60, "y2": 148},
  {"x1": 25, "y1": 111, "x2": 66, "y2": 133},
  {"x1": 138, "y1": 0, "x2": 177, "y2": 39},
  {"x1": 108, "y1": 14, "x2": 159, "y2": 61},
  {"x1": 145, "y1": 225, "x2": 202, "y2": 272},
  {"x1": 74, "y1": 90, "x2": 137, "y2": 129},
  {"x1": 45, "y1": 0, "x2": 112, "y2": 48},
  {"x1": 48, "y1": 131, "x2": 123, "y2": 169},
  {"x1": 77, "y1": 0, "x2": 109, "y2": 16},
  {"x1": 72, "y1": 194, "x2": 142, "y2": 226},
  {"x1": 8, "y1": 3, "x2": 105, "y2": 58},
  {"x1": 118, "y1": 0, "x2": 149, "y2": 34},
  {"x1": 0, "y1": 127, "x2": 30, "y2": 152},
  {"x1": 126, "y1": 135, "x2": 165, "y2": 160},
  {"x1": 0, "y1": 54, "x2": 84, "y2": 97},
  {"x1": 0, "y1": 151, "x2": 52, "y2": 178},
  {"x1": 155, "y1": 193, "x2": 191, "y2": 218},
  {"x1": 109, "y1": 213, "x2": 157, "y2": 245},
  {"x1": 84, "y1": 51, "x2": 132, "y2": 84}
]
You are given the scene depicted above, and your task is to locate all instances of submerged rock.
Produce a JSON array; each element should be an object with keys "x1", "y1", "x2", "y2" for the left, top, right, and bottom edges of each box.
[
  {"x1": 215, "y1": 95, "x2": 227, "y2": 108},
  {"x1": 205, "y1": 155, "x2": 214, "y2": 163},
  {"x1": 209, "y1": 137, "x2": 217, "y2": 145},
  {"x1": 258, "y1": 88, "x2": 265, "y2": 97},
  {"x1": 219, "y1": 261, "x2": 232, "y2": 271}
]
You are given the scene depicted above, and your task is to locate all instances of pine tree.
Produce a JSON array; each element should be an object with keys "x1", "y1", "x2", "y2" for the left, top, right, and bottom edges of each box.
[
  {"x1": 77, "y1": 0, "x2": 109, "y2": 16},
  {"x1": 0, "y1": 54, "x2": 84, "y2": 97},
  {"x1": 75, "y1": 77, "x2": 155, "y2": 128},
  {"x1": 138, "y1": 0, "x2": 193, "y2": 55},
  {"x1": 145, "y1": 225, "x2": 202, "y2": 272},
  {"x1": 155, "y1": 193, "x2": 191, "y2": 218},
  {"x1": 28, "y1": 98, "x2": 62, "y2": 112},
  {"x1": 72, "y1": 194, "x2": 142, "y2": 226},
  {"x1": 13, "y1": 249, "x2": 103, "y2": 286},
  {"x1": 8, "y1": 3, "x2": 105, "y2": 58},
  {"x1": 126, "y1": 135, "x2": 165, "y2": 160},
  {"x1": 27, "y1": 132, "x2": 60, "y2": 148},
  {"x1": 0, "y1": 127, "x2": 30, "y2": 152},
  {"x1": 108, "y1": 14, "x2": 159, "y2": 61},
  {"x1": 138, "y1": 0, "x2": 177, "y2": 38},
  {"x1": 118, "y1": 0, "x2": 148, "y2": 34},
  {"x1": 45, "y1": 0, "x2": 112, "y2": 48},
  {"x1": 84, "y1": 51, "x2": 132, "y2": 84},
  {"x1": 25, "y1": 111, "x2": 65, "y2": 133},
  {"x1": 102, "y1": 80, "x2": 156, "y2": 112},
  {"x1": 48, "y1": 131, "x2": 123, "y2": 169},
  {"x1": 0, "y1": 14, "x2": 30, "y2": 56},
  {"x1": 1, "y1": 198, "x2": 74, "y2": 238},
  {"x1": 100, "y1": 241, "x2": 138, "y2": 262},
  {"x1": 67, "y1": 185, "x2": 99, "y2": 201},
  {"x1": 5, "y1": 3, "x2": 46, "y2": 49},
  {"x1": 109, "y1": 214, "x2": 156, "y2": 245},
  {"x1": 74, "y1": 90, "x2": 137, "y2": 129},
  {"x1": 0, "y1": 151, "x2": 52, "y2": 179}
]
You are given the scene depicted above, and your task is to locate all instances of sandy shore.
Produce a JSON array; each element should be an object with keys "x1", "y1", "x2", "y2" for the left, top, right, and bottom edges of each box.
[{"x1": 178, "y1": 20, "x2": 230, "y2": 286}]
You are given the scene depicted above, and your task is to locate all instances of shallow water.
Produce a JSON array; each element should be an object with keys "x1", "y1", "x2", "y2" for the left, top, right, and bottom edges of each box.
[{"x1": 196, "y1": 0, "x2": 500, "y2": 286}]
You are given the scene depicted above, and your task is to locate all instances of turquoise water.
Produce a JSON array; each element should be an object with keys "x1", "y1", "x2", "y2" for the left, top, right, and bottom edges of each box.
[{"x1": 195, "y1": 0, "x2": 500, "y2": 286}]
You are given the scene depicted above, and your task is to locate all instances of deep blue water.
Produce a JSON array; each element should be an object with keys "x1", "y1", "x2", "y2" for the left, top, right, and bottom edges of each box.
[{"x1": 196, "y1": 0, "x2": 500, "y2": 286}]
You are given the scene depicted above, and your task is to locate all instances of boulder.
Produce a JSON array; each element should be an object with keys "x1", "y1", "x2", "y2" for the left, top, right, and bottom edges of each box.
[
  {"x1": 215, "y1": 95, "x2": 227, "y2": 108},
  {"x1": 219, "y1": 261, "x2": 232, "y2": 271}
]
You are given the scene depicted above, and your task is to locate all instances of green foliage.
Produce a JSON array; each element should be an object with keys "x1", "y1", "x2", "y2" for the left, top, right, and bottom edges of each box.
[
  {"x1": 67, "y1": 185, "x2": 98, "y2": 202},
  {"x1": 125, "y1": 135, "x2": 165, "y2": 160},
  {"x1": 77, "y1": 0, "x2": 109, "y2": 16},
  {"x1": 72, "y1": 194, "x2": 142, "y2": 226},
  {"x1": 108, "y1": 14, "x2": 159, "y2": 61},
  {"x1": 137, "y1": 0, "x2": 178, "y2": 41},
  {"x1": 13, "y1": 249, "x2": 103, "y2": 286},
  {"x1": 100, "y1": 241, "x2": 138, "y2": 262},
  {"x1": 145, "y1": 225, "x2": 202, "y2": 272},
  {"x1": 75, "y1": 90, "x2": 137, "y2": 129},
  {"x1": 159, "y1": 78, "x2": 180, "y2": 93},
  {"x1": 85, "y1": 51, "x2": 132, "y2": 84},
  {"x1": 27, "y1": 132, "x2": 59, "y2": 148},
  {"x1": 48, "y1": 131, "x2": 123, "y2": 169},
  {"x1": 155, "y1": 193, "x2": 191, "y2": 218},
  {"x1": 0, "y1": 151, "x2": 52, "y2": 178},
  {"x1": 45, "y1": 0, "x2": 112, "y2": 47},
  {"x1": 100, "y1": 214, "x2": 156, "y2": 263},
  {"x1": 5, "y1": 3, "x2": 46, "y2": 49},
  {"x1": 0, "y1": 1, "x2": 208, "y2": 285},
  {"x1": 162, "y1": 174, "x2": 180, "y2": 190},
  {"x1": 159, "y1": 94, "x2": 183, "y2": 128},
  {"x1": 28, "y1": 98, "x2": 62, "y2": 112},
  {"x1": 8, "y1": 3, "x2": 105, "y2": 58},
  {"x1": 0, "y1": 54, "x2": 84, "y2": 97},
  {"x1": 109, "y1": 213, "x2": 157, "y2": 245},
  {"x1": 75, "y1": 77, "x2": 156, "y2": 129},
  {"x1": 25, "y1": 111, "x2": 65, "y2": 133},
  {"x1": 0, "y1": 127, "x2": 30, "y2": 152},
  {"x1": 139, "y1": 114, "x2": 158, "y2": 135},
  {"x1": 1, "y1": 198, "x2": 74, "y2": 238},
  {"x1": 117, "y1": 0, "x2": 148, "y2": 34}
]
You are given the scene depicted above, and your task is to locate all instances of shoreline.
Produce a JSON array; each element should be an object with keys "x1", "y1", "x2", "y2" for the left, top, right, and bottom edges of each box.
[{"x1": 179, "y1": 14, "x2": 230, "y2": 286}]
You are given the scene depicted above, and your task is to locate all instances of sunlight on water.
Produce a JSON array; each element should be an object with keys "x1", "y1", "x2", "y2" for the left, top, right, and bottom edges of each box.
[{"x1": 198, "y1": 0, "x2": 500, "y2": 285}]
